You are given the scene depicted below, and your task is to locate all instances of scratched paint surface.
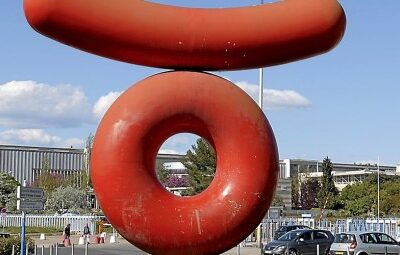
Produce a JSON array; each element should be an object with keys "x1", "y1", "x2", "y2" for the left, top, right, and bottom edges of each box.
[{"x1": 91, "y1": 72, "x2": 279, "y2": 254}]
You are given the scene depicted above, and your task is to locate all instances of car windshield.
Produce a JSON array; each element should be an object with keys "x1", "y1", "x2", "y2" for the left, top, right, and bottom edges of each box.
[
  {"x1": 278, "y1": 231, "x2": 302, "y2": 241},
  {"x1": 277, "y1": 226, "x2": 287, "y2": 231},
  {"x1": 334, "y1": 234, "x2": 355, "y2": 243}
]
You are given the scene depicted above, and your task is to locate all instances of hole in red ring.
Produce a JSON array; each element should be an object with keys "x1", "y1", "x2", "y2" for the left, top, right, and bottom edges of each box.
[{"x1": 156, "y1": 133, "x2": 216, "y2": 197}]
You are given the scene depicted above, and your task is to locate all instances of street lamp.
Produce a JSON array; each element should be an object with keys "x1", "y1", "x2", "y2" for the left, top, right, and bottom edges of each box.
[
  {"x1": 377, "y1": 156, "x2": 380, "y2": 230},
  {"x1": 258, "y1": 0, "x2": 264, "y2": 109}
]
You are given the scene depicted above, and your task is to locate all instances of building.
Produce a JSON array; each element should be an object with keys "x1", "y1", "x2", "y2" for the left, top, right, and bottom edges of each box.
[
  {"x1": 0, "y1": 144, "x2": 190, "y2": 183},
  {"x1": 5, "y1": 143, "x2": 398, "y2": 208},
  {"x1": 0, "y1": 144, "x2": 88, "y2": 185},
  {"x1": 279, "y1": 159, "x2": 399, "y2": 191}
]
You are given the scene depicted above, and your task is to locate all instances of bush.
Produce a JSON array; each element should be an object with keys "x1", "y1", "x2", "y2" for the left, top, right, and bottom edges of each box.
[{"x1": 0, "y1": 236, "x2": 34, "y2": 255}]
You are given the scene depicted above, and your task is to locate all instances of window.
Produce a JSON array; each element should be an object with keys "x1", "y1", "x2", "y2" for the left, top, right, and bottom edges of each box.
[
  {"x1": 315, "y1": 231, "x2": 329, "y2": 240},
  {"x1": 375, "y1": 233, "x2": 396, "y2": 245},
  {"x1": 300, "y1": 231, "x2": 312, "y2": 241},
  {"x1": 334, "y1": 234, "x2": 354, "y2": 243},
  {"x1": 278, "y1": 226, "x2": 287, "y2": 232},
  {"x1": 360, "y1": 233, "x2": 377, "y2": 244}
]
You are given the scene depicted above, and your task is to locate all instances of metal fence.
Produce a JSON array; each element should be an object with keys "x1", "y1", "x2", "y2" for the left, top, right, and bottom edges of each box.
[
  {"x1": 257, "y1": 218, "x2": 400, "y2": 244},
  {"x1": 0, "y1": 214, "x2": 102, "y2": 234},
  {"x1": 2, "y1": 214, "x2": 400, "y2": 247}
]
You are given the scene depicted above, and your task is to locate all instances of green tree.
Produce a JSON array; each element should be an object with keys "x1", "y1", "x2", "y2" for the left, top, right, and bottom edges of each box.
[
  {"x1": 156, "y1": 161, "x2": 170, "y2": 185},
  {"x1": 317, "y1": 157, "x2": 339, "y2": 210},
  {"x1": 45, "y1": 186, "x2": 90, "y2": 213},
  {"x1": 380, "y1": 181, "x2": 400, "y2": 216},
  {"x1": 183, "y1": 138, "x2": 216, "y2": 196},
  {"x1": 291, "y1": 174, "x2": 301, "y2": 209},
  {"x1": 300, "y1": 178, "x2": 320, "y2": 209},
  {"x1": 338, "y1": 174, "x2": 400, "y2": 217},
  {"x1": 339, "y1": 178, "x2": 377, "y2": 216},
  {"x1": 34, "y1": 157, "x2": 64, "y2": 195},
  {"x1": 271, "y1": 195, "x2": 284, "y2": 207},
  {"x1": 65, "y1": 171, "x2": 90, "y2": 190},
  {"x1": 5, "y1": 192, "x2": 17, "y2": 212},
  {"x1": 0, "y1": 172, "x2": 19, "y2": 207}
]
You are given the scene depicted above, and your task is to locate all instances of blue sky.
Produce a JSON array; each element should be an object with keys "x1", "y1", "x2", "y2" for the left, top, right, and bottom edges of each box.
[{"x1": 1, "y1": 1, "x2": 399, "y2": 166}]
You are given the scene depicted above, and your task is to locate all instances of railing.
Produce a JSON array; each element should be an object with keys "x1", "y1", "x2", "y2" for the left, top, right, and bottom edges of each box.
[
  {"x1": 0, "y1": 214, "x2": 102, "y2": 234},
  {"x1": 259, "y1": 217, "x2": 400, "y2": 244}
]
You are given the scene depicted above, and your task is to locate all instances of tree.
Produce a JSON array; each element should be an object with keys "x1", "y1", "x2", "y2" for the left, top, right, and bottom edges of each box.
[
  {"x1": 271, "y1": 195, "x2": 284, "y2": 207},
  {"x1": 65, "y1": 171, "x2": 90, "y2": 190},
  {"x1": 164, "y1": 175, "x2": 188, "y2": 188},
  {"x1": 0, "y1": 172, "x2": 19, "y2": 207},
  {"x1": 380, "y1": 181, "x2": 400, "y2": 216},
  {"x1": 45, "y1": 186, "x2": 90, "y2": 213},
  {"x1": 183, "y1": 138, "x2": 216, "y2": 196},
  {"x1": 338, "y1": 174, "x2": 400, "y2": 217},
  {"x1": 339, "y1": 179, "x2": 377, "y2": 217},
  {"x1": 291, "y1": 174, "x2": 301, "y2": 209},
  {"x1": 318, "y1": 157, "x2": 339, "y2": 210},
  {"x1": 33, "y1": 157, "x2": 64, "y2": 195},
  {"x1": 5, "y1": 192, "x2": 17, "y2": 212},
  {"x1": 156, "y1": 161, "x2": 170, "y2": 185},
  {"x1": 300, "y1": 178, "x2": 320, "y2": 209}
]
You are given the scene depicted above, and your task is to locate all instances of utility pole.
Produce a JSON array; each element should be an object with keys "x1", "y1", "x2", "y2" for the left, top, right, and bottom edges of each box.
[
  {"x1": 258, "y1": 1, "x2": 264, "y2": 110},
  {"x1": 377, "y1": 156, "x2": 380, "y2": 230}
]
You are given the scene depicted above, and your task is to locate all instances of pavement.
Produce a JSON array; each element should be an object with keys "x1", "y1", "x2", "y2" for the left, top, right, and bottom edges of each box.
[{"x1": 30, "y1": 234, "x2": 262, "y2": 255}]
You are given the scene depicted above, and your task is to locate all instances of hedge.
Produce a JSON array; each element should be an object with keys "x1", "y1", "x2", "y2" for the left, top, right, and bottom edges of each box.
[{"x1": 0, "y1": 237, "x2": 34, "y2": 255}]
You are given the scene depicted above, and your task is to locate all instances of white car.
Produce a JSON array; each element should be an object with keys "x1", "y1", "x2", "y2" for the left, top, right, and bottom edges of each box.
[{"x1": 330, "y1": 231, "x2": 400, "y2": 255}]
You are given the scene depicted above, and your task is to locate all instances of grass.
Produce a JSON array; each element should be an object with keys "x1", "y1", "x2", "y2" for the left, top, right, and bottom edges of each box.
[{"x1": 1, "y1": 226, "x2": 62, "y2": 234}]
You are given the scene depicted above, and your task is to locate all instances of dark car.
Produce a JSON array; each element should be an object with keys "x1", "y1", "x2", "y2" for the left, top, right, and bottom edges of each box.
[
  {"x1": 263, "y1": 229, "x2": 335, "y2": 255},
  {"x1": 274, "y1": 225, "x2": 312, "y2": 240}
]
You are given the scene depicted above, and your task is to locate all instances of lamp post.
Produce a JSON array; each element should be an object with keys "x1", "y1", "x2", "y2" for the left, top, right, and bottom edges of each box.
[
  {"x1": 377, "y1": 156, "x2": 380, "y2": 230},
  {"x1": 258, "y1": 0, "x2": 264, "y2": 109}
]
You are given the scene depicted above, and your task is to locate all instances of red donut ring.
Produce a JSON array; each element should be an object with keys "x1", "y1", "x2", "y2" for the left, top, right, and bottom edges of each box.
[
  {"x1": 91, "y1": 71, "x2": 278, "y2": 255},
  {"x1": 24, "y1": 0, "x2": 345, "y2": 70}
]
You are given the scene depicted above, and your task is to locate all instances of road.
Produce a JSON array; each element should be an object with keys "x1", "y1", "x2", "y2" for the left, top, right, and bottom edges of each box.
[{"x1": 31, "y1": 235, "x2": 261, "y2": 255}]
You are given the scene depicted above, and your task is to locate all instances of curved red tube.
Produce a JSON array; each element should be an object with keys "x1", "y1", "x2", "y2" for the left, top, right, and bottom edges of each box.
[
  {"x1": 91, "y1": 71, "x2": 278, "y2": 254},
  {"x1": 24, "y1": 0, "x2": 346, "y2": 70}
]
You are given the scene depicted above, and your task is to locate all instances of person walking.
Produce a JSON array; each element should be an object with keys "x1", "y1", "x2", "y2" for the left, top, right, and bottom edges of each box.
[
  {"x1": 63, "y1": 223, "x2": 71, "y2": 245},
  {"x1": 83, "y1": 224, "x2": 91, "y2": 243}
]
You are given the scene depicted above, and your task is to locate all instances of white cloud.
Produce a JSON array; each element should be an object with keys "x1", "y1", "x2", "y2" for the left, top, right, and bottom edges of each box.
[
  {"x1": 235, "y1": 81, "x2": 311, "y2": 109},
  {"x1": 93, "y1": 91, "x2": 122, "y2": 119},
  {"x1": 0, "y1": 129, "x2": 84, "y2": 148},
  {"x1": 158, "y1": 133, "x2": 199, "y2": 155},
  {"x1": 0, "y1": 81, "x2": 92, "y2": 128}
]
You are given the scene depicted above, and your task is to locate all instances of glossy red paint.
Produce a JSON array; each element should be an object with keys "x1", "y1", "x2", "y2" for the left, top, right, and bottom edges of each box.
[
  {"x1": 91, "y1": 72, "x2": 279, "y2": 255},
  {"x1": 24, "y1": 0, "x2": 346, "y2": 70}
]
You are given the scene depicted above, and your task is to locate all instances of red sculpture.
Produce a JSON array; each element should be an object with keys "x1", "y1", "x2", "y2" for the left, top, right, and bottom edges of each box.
[
  {"x1": 91, "y1": 72, "x2": 278, "y2": 254},
  {"x1": 24, "y1": 0, "x2": 345, "y2": 70},
  {"x1": 24, "y1": 0, "x2": 345, "y2": 254}
]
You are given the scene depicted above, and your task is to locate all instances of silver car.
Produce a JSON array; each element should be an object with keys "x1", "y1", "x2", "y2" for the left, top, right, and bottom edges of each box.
[{"x1": 330, "y1": 231, "x2": 400, "y2": 255}]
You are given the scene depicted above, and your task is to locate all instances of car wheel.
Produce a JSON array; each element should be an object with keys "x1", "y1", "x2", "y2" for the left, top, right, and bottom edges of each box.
[{"x1": 288, "y1": 249, "x2": 298, "y2": 255}]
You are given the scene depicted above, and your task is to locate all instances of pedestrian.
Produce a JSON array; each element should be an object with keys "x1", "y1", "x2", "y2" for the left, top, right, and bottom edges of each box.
[
  {"x1": 64, "y1": 223, "x2": 71, "y2": 241},
  {"x1": 83, "y1": 223, "x2": 91, "y2": 243}
]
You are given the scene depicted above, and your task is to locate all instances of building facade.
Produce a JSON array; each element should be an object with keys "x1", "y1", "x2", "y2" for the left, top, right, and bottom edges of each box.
[
  {"x1": 0, "y1": 144, "x2": 189, "y2": 186},
  {"x1": 3, "y1": 143, "x2": 398, "y2": 208},
  {"x1": 0, "y1": 144, "x2": 88, "y2": 185},
  {"x1": 279, "y1": 158, "x2": 400, "y2": 191}
]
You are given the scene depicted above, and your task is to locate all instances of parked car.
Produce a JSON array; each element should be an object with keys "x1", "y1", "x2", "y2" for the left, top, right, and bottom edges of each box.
[
  {"x1": 330, "y1": 231, "x2": 400, "y2": 255},
  {"x1": 274, "y1": 225, "x2": 312, "y2": 240},
  {"x1": 263, "y1": 229, "x2": 334, "y2": 255}
]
